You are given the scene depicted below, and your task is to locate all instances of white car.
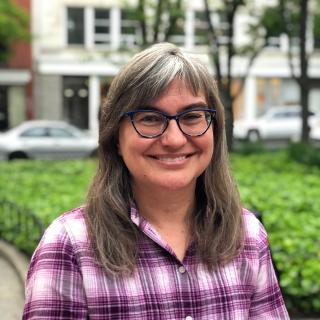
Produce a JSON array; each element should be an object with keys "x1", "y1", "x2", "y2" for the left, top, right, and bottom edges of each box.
[
  {"x1": 0, "y1": 120, "x2": 98, "y2": 160},
  {"x1": 310, "y1": 118, "x2": 320, "y2": 141},
  {"x1": 233, "y1": 106, "x2": 318, "y2": 142}
]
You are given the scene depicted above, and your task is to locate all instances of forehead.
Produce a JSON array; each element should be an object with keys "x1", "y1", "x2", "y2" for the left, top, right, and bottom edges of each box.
[{"x1": 149, "y1": 79, "x2": 206, "y2": 106}]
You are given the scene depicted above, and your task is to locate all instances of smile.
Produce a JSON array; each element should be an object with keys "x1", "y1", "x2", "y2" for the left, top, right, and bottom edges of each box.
[{"x1": 150, "y1": 154, "x2": 192, "y2": 162}]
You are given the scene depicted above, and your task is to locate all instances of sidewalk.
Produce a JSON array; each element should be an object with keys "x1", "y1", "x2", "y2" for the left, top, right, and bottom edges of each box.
[{"x1": 0, "y1": 240, "x2": 29, "y2": 320}]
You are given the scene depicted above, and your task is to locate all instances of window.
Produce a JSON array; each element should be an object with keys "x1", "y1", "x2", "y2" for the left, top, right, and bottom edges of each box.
[
  {"x1": 20, "y1": 128, "x2": 48, "y2": 138},
  {"x1": 314, "y1": 13, "x2": 320, "y2": 49},
  {"x1": 120, "y1": 9, "x2": 140, "y2": 47},
  {"x1": 194, "y1": 10, "x2": 230, "y2": 46},
  {"x1": 214, "y1": 11, "x2": 229, "y2": 45},
  {"x1": 194, "y1": 11, "x2": 209, "y2": 45},
  {"x1": 67, "y1": 8, "x2": 84, "y2": 45},
  {"x1": 94, "y1": 8, "x2": 111, "y2": 45},
  {"x1": 167, "y1": 15, "x2": 185, "y2": 45},
  {"x1": 49, "y1": 128, "x2": 74, "y2": 138},
  {"x1": 63, "y1": 77, "x2": 89, "y2": 130}
]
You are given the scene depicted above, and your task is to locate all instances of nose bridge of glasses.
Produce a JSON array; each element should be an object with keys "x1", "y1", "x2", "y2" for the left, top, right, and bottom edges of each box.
[{"x1": 162, "y1": 114, "x2": 184, "y2": 135}]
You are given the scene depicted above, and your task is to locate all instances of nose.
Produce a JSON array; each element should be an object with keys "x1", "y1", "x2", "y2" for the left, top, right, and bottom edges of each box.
[{"x1": 160, "y1": 119, "x2": 187, "y2": 148}]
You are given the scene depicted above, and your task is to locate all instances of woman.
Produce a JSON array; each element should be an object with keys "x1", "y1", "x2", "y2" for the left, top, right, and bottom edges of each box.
[{"x1": 23, "y1": 43, "x2": 289, "y2": 319}]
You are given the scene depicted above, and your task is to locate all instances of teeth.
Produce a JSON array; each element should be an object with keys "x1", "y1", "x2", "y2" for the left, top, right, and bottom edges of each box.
[{"x1": 156, "y1": 156, "x2": 187, "y2": 162}]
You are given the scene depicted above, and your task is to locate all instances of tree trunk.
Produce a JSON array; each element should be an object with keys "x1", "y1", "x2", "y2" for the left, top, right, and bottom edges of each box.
[
  {"x1": 299, "y1": 0, "x2": 310, "y2": 143},
  {"x1": 221, "y1": 89, "x2": 234, "y2": 151}
]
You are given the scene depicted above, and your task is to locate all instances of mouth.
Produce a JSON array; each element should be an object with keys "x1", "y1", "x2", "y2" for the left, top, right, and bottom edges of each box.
[{"x1": 149, "y1": 154, "x2": 193, "y2": 162}]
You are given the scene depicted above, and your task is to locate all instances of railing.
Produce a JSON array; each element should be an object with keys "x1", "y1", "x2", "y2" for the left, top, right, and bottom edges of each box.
[{"x1": 0, "y1": 199, "x2": 45, "y2": 256}]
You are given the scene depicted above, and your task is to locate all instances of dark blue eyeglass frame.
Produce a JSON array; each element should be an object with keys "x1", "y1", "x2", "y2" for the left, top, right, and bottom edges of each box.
[{"x1": 123, "y1": 108, "x2": 217, "y2": 138}]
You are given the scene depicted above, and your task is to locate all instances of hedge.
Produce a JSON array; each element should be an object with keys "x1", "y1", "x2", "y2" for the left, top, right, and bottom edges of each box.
[{"x1": 0, "y1": 152, "x2": 319, "y2": 315}]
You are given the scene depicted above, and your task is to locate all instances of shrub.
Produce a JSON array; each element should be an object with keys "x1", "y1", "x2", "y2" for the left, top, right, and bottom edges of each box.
[
  {"x1": 231, "y1": 151, "x2": 320, "y2": 316},
  {"x1": 0, "y1": 154, "x2": 319, "y2": 315},
  {"x1": 288, "y1": 142, "x2": 320, "y2": 167}
]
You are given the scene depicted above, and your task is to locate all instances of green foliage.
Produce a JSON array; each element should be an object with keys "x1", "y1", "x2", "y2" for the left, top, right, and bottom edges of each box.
[
  {"x1": 0, "y1": 159, "x2": 96, "y2": 225},
  {"x1": 233, "y1": 141, "x2": 266, "y2": 155},
  {"x1": 288, "y1": 142, "x2": 320, "y2": 167},
  {"x1": 0, "y1": 0, "x2": 30, "y2": 62},
  {"x1": 231, "y1": 151, "x2": 320, "y2": 315},
  {"x1": 259, "y1": 7, "x2": 285, "y2": 38},
  {"x1": 0, "y1": 153, "x2": 320, "y2": 314}
]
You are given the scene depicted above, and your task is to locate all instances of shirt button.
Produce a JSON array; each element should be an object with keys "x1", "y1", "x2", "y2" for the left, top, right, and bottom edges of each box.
[
  {"x1": 185, "y1": 316, "x2": 193, "y2": 320},
  {"x1": 178, "y1": 266, "x2": 186, "y2": 274}
]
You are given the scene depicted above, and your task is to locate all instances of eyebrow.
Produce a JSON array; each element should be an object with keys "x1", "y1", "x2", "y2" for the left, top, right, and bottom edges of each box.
[{"x1": 139, "y1": 103, "x2": 210, "y2": 112}]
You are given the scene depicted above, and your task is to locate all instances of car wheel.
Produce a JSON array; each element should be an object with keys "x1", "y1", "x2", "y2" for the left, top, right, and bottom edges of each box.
[
  {"x1": 247, "y1": 130, "x2": 261, "y2": 143},
  {"x1": 9, "y1": 151, "x2": 29, "y2": 160}
]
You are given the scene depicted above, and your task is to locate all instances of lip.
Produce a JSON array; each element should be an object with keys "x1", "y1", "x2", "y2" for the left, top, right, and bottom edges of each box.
[{"x1": 148, "y1": 153, "x2": 194, "y2": 164}]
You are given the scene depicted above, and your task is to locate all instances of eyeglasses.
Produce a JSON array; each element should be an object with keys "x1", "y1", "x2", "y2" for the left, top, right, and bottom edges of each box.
[{"x1": 123, "y1": 108, "x2": 216, "y2": 138}]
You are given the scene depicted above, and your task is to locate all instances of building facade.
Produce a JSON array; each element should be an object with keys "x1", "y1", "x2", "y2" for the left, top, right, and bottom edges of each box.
[
  {"x1": 0, "y1": 0, "x2": 32, "y2": 131},
  {"x1": 31, "y1": 0, "x2": 320, "y2": 136}
]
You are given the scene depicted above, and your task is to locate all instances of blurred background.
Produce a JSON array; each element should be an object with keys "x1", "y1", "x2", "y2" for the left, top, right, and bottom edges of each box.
[{"x1": 1, "y1": 0, "x2": 320, "y2": 319}]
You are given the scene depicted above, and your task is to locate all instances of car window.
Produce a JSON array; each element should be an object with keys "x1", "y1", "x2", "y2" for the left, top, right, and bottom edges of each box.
[
  {"x1": 270, "y1": 112, "x2": 287, "y2": 119},
  {"x1": 49, "y1": 128, "x2": 75, "y2": 138},
  {"x1": 270, "y1": 111, "x2": 299, "y2": 119},
  {"x1": 20, "y1": 127, "x2": 48, "y2": 137},
  {"x1": 286, "y1": 111, "x2": 299, "y2": 118}
]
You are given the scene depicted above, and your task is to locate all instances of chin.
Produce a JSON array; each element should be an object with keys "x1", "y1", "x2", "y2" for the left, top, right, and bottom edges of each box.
[{"x1": 155, "y1": 177, "x2": 196, "y2": 191}]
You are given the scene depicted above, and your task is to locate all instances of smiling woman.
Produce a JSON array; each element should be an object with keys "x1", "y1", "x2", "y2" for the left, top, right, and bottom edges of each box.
[{"x1": 23, "y1": 43, "x2": 289, "y2": 319}]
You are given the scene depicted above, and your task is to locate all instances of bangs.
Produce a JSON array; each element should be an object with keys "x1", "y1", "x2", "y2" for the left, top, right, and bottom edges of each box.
[{"x1": 122, "y1": 55, "x2": 210, "y2": 111}]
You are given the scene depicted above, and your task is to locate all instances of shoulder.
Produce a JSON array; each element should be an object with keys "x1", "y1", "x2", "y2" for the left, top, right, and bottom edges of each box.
[
  {"x1": 35, "y1": 206, "x2": 89, "y2": 255},
  {"x1": 240, "y1": 208, "x2": 270, "y2": 256},
  {"x1": 242, "y1": 208, "x2": 267, "y2": 240}
]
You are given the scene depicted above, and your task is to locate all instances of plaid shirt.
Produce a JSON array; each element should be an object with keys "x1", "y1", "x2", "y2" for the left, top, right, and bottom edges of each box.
[{"x1": 23, "y1": 207, "x2": 289, "y2": 319}]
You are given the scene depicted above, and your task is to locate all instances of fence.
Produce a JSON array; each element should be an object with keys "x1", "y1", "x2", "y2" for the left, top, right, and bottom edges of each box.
[{"x1": 0, "y1": 199, "x2": 44, "y2": 256}]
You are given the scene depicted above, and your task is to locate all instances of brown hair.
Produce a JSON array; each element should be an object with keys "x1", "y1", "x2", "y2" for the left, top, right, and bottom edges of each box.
[{"x1": 85, "y1": 43, "x2": 244, "y2": 274}]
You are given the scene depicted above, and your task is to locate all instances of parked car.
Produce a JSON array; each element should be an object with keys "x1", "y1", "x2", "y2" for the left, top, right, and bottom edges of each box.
[
  {"x1": 233, "y1": 106, "x2": 318, "y2": 142},
  {"x1": 0, "y1": 120, "x2": 98, "y2": 160},
  {"x1": 310, "y1": 118, "x2": 320, "y2": 142}
]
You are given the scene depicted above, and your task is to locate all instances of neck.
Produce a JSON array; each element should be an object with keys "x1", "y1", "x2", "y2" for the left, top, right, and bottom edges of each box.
[
  {"x1": 133, "y1": 184, "x2": 195, "y2": 262},
  {"x1": 132, "y1": 183, "x2": 196, "y2": 228}
]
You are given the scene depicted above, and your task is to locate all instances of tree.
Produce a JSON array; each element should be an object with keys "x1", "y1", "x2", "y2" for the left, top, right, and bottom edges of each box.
[
  {"x1": 259, "y1": 0, "x2": 320, "y2": 143},
  {"x1": 0, "y1": 0, "x2": 29, "y2": 62},
  {"x1": 203, "y1": 0, "x2": 267, "y2": 150},
  {"x1": 136, "y1": 0, "x2": 183, "y2": 46}
]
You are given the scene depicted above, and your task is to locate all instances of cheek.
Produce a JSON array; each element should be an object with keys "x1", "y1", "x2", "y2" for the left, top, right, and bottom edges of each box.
[
  {"x1": 118, "y1": 124, "x2": 151, "y2": 161},
  {"x1": 200, "y1": 130, "x2": 214, "y2": 156}
]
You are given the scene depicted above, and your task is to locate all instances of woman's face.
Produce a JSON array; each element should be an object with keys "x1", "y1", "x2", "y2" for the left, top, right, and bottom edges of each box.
[{"x1": 118, "y1": 79, "x2": 214, "y2": 193}]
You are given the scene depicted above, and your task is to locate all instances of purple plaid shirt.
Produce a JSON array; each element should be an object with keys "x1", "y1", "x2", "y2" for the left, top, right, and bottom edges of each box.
[{"x1": 23, "y1": 207, "x2": 289, "y2": 319}]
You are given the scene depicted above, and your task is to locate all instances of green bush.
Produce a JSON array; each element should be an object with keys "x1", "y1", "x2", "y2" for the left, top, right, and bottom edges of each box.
[
  {"x1": 288, "y1": 142, "x2": 320, "y2": 167},
  {"x1": 0, "y1": 154, "x2": 319, "y2": 315},
  {"x1": 231, "y1": 151, "x2": 320, "y2": 316},
  {"x1": 0, "y1": 159, "x2": 96, "y2": 225}
]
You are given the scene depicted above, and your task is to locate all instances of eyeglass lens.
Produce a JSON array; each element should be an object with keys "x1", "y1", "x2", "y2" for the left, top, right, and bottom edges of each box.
[{"x1": 132, "y1": 110, "x2": 213, "y2": 137}]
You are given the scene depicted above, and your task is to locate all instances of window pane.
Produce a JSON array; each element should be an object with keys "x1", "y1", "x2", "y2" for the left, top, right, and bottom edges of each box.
[
  {"x1": 95, "y1": 9, "x2": 109, "y2": 20},
  {"x1": 20, "y1": 128, "x2": 47, "y2": 137},
  {"x1": 194, "y1": 11, "x2": 209, "y2": 45},
  {"x1": 121, "y1": 9, "x2": 141, "y2": 47},
  {"x1": 94, "y1": 8, "x2": 110, "y2": 44},
  {"x1": 67, "y1": 8, "x2": 84, "y2": 45},
  {"x1": 95, "y1": 26, "x2": 110, "y2": 34},
  {"x1": 49, "y1": 128, "x2": 74, "y2": 138}
]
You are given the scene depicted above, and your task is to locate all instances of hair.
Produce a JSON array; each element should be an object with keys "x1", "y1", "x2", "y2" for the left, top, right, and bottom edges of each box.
[{"x1": 85, "y1": 42, "x2": 244, "y2": 274}]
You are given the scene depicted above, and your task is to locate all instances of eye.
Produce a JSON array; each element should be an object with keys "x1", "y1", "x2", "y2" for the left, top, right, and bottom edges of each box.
[
  {"x1": 180, "y1": 111, "x2": 204, "y2": 124},
  {"x1": 134, "y1": 112, "x2": 164, "y2": 126}
]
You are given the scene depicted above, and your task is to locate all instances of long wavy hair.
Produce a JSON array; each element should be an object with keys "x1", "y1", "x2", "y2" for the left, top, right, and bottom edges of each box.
[{"x1": 85, "y1": 43, "x2": 244, "y2": 274}]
